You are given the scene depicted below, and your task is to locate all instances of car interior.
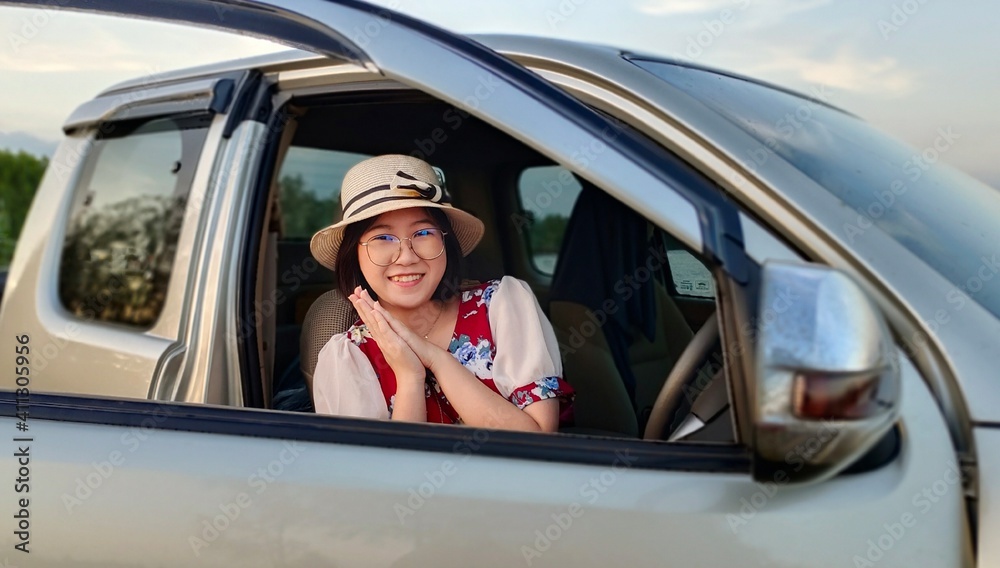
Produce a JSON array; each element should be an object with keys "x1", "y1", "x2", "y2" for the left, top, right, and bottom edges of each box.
[{"x1": 244, "y1": 88, "x2": 735, "y2": 443}]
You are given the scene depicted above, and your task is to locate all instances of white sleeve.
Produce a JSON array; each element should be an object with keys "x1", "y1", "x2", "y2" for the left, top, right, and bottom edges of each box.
[
  {"x1": 488, "y1": 276, "x2": 564, "y2": 400},
  {"x1": 312, "y1": 333, "x2": 390, "y2": 420}
]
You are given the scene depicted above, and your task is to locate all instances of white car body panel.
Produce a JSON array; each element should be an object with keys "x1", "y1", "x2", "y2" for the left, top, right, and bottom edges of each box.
[{"x1": 3, "y1": 350, "x2": 965, "y2": 566}]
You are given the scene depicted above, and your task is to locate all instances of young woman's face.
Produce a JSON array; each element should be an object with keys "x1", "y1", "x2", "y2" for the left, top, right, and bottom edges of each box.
[{"x1": 358, "y1": 208, "x2": 447, "y2": 310}]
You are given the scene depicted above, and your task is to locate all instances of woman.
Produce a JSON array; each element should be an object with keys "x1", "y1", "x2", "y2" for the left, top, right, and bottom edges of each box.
[{"x1": 310, "y1": 154, "x2": 573, "y2": 432}]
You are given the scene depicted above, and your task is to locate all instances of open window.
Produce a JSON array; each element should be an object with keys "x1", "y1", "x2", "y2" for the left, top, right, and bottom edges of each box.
[{"x1": 243, "y1": 77, "x2": 735, "y2": 445}]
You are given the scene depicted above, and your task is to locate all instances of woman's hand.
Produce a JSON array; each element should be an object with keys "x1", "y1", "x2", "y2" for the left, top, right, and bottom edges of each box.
[
  {"x1": 372, "y1": 301, "x2": 446, "y2": 370},
  {"x1": 349, "y1": 287, "x2": 425, "y2": 386}
]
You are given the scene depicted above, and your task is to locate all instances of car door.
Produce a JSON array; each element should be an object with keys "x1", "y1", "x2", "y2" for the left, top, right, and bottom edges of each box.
[
  {"x1": 0, "y1": 74, "x2": 250, "y2": 401},
  {"x1": 0, "y1": 1, "x2": 969, "y2": 567}
]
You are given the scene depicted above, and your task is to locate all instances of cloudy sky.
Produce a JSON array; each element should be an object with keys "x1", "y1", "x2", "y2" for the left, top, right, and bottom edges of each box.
[{"x1": 1, "y1": 0, "x2": 998, "y2": 187}]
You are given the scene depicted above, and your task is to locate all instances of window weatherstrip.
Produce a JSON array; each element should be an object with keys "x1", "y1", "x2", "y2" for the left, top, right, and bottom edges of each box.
[{"x1": 62, "y1": 78, "x2": 236, "y2": 134}]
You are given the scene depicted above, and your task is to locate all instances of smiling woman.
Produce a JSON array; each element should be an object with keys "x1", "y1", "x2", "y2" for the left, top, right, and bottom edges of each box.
[{"x1": 309, "y1": 154, "x2": 575, "y2": 432}]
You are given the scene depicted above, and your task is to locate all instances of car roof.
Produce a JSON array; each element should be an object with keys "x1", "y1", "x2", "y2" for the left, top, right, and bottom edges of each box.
[{"x1": 98, "y1": 34, "x2": 841, "y2": 114}]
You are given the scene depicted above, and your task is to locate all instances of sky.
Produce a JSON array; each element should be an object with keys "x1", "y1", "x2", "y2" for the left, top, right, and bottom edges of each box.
[{"x1": 1, "y1": 0, "x2": 998, "y2": 188}]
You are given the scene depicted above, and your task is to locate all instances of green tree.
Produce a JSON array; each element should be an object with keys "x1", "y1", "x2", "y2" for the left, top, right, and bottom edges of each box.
[
  {"x1": 0, "y1": 150, "x2": 48, "y2": 268},
  {"x1": 278, "y1": 173, "x2": 337, "y2": 238},
  {"x1": 529, "y1": 213, "x2": 569, "y2": 254}
]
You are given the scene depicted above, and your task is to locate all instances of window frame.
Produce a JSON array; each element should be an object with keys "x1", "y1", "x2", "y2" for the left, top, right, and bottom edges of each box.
[
  {"x1": 56, "y1": 114, "x2": 213, "y2": 330},
  {"x1": 240, "y1": 77, "x2": 749, "y2": 454}
]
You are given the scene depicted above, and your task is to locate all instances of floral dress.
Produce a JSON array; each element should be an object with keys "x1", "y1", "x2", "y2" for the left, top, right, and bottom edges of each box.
[{"x1": 313, "y1": 276, "x2": 574, "y2": 425}]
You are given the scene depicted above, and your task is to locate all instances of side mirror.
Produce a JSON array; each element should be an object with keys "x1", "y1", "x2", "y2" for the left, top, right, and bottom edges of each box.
[{"x1": 752, "y1": 261, "x2": 900, "y2": 484}]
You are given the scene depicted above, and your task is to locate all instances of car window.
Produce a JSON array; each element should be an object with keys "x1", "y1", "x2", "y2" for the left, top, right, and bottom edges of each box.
[
  {"x1": 516, "y1": 166, "x2": 583, "y2": 274},
  {"x1": 276, "y1": 147, "x2": 370, "y2": 239},
  {"x1": 259, "y1": 92, "x2": 733, "y2": 442},
  {"x1": 667, "y1": 249, "x2": 716, "y2": 298},
  {"x1": 58, "y1": 115, "x2": 211, "y2": 327},
  {"x1": 633, "y1": 57, "x2": 1000, "y2": 319}
]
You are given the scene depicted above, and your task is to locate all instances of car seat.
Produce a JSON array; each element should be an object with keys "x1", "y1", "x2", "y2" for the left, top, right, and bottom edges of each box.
[
  {"x1": 269, "y1": 288, "x2": 357, "y2": 413},
  {"x1": 299, "y1": 288, "x2": 359, "y2": 390},
  {"x1": 548, "y1": 184, "x2": 694, "y2": 437}
]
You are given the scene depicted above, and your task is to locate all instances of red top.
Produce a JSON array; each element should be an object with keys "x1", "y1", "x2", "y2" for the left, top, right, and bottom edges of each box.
[{"x1": 348, "y1": 280, "x2": 574, "y2": 424}]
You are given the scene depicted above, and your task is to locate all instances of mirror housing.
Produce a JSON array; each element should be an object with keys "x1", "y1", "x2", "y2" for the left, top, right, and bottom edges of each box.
[{"x1": 752, "y1": 262, "x2": 900, "y2": 484}]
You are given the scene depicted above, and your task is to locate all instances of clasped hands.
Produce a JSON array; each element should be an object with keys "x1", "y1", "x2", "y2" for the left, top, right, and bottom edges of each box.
[{"x1": 348, "y1": 286, "x2": 444, "y2": 386}]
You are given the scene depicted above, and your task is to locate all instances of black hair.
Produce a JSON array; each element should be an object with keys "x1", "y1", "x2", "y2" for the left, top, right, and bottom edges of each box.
[{"x1": 336, "y1": 207, "x2": 463, "y2": 302}]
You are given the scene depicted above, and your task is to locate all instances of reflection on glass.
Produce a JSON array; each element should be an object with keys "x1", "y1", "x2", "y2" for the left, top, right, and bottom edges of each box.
[
  {"x1": 518, "y1": 166, "x2": 583, "y2": 275},
  {"x1": 634, "y1": 58, "x2": 1000, "y2": 318},
  {"x1": 58, "y1": 117, "x2": 209, "y2": 327},
  {"x1": 276, "y1": 147, "x2": 370, "y2": 239}
]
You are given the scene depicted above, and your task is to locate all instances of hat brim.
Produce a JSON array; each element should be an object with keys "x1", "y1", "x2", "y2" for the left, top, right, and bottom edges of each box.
[{"x1": 310, "y1": 199, "x2": 485, "y2": 270}]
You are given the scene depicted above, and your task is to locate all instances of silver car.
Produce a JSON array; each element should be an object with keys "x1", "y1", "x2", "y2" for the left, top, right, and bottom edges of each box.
[{"x1": 0, "y1": 1, "x2": 992, "y2": 566}]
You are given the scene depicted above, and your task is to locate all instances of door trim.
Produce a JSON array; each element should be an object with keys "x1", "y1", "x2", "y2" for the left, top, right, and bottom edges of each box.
[{"x1": 0, "y1": 391, "x2": 750, "y2": 473}]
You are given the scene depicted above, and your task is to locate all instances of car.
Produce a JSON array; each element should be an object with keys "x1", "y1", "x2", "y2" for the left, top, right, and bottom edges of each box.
[{"x1": 0, "y1": 1, "x2": 992, "y2": 566}]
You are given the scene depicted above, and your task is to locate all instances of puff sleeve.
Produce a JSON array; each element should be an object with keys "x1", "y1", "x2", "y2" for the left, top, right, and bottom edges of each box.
[
  {"x1": 312, "y1": 333, "x2": 390, "y2": 420},
  {"x1": 488, "y1": 276, "x2": 574, "y2": 409}
]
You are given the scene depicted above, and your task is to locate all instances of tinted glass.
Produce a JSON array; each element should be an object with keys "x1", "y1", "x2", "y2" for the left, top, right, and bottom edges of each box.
[
  {"x1": 59, "y1": 116, "x2": 210, "y2": 327},
  {"x1": 517, "y1": 166, "x2": 583, "y2": 274},
  {"x1": 668, "y1": 250, "x2": 715, "y2": 298},
  {"x1": 634, "y1": 59, "x2": 1000, "y2": 318},
  {"x1": 277, "y1": 148, "x2": 369, "y2": 239}
]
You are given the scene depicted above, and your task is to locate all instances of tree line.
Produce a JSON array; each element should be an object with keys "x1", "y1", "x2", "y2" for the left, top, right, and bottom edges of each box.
[
  {"x1": 0, "y1": 160, "x2": 571, "y2": 269},
  {"x1": 279, "y1": 173, "x2": 568, "y2": 255},
  {"x1": 0, "y1": 150, "x2": 47, "y2": 269}
]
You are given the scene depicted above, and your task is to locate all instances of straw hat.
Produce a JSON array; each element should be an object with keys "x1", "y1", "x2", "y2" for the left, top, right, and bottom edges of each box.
[{"x1": 310, "y1": 154, "x2": 484, "y2": 270}]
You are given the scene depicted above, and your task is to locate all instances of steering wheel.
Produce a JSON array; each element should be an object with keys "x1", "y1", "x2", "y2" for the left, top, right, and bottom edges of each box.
[{"x1": 642, "y1": 313, "x2": 720, "y2": 440}]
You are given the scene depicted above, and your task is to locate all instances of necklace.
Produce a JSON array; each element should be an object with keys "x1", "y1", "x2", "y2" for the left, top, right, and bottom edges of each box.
[{"x1": 423, "y1": 303, "x2": 445, "y2": 339}]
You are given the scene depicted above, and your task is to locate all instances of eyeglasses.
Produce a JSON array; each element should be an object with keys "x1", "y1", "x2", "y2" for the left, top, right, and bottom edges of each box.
[{"x1": 360, "y1": 228, "x2": 448, "y2": 266}]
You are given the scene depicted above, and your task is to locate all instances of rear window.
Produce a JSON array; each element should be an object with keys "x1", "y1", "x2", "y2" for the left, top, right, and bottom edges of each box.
[
  {"x1": 516, "y1": 166, "x2": 583, "y2": 274},
  {"x1": 276, "y1": 148, "x2": 369, "y2": 239},
  {"x1": 58, "y1": 116, "x2": 210, "y2": 327}
]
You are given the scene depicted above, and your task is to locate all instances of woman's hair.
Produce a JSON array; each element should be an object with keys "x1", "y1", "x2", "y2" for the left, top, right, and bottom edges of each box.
[{"x1": 336, "y1": 207, "x2": 463, "y2": 302}]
